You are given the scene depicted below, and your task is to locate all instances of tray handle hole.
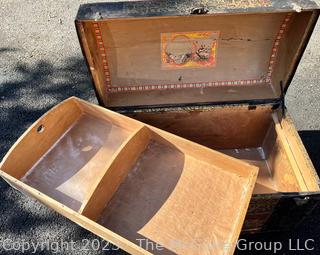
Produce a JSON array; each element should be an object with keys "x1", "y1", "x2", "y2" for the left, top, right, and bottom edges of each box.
[
  {"x1": 37, "y1": 124, "x2": 45, "y2": 133},
  {"x1": 191, "y1": 7, "x2": 209, "y2": 15}
]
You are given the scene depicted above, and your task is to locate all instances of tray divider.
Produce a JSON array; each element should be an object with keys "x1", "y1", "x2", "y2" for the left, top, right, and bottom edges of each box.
[{"x1": 78, "y1": 125, "x2": 151, "y2": 219}]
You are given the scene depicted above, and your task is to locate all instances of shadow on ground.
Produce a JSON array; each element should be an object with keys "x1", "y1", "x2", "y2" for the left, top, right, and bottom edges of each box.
[
  {"x1": 0, "y1": 49, "x2": 97, "y2": 158},
  {"x1": 0, "y1": 51, "x2": 128, "y2": 254}
]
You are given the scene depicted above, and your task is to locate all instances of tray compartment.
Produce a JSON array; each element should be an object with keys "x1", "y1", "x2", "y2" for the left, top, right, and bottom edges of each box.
[
  {"x1": 82, "y1": 127, "x2": 258, "y2": 255},
  {"x1": 2, "y1": 98, "x2": 143, "y2": 211}
]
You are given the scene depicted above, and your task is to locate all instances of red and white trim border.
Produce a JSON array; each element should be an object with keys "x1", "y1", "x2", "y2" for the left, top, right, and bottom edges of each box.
[
  {"x1": 108, "y1": 79, "x2": 266, "y2": 92},
  {"x1": 266, "y1": 12, "x2": 292, "y2": 83},
  {"x1": 93, "y1": 22, "x2": 111, "y2": 85}
]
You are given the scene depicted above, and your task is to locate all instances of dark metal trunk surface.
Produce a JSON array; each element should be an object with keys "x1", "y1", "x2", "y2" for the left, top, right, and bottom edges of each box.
[{"x1": 76, "y1": 0, "x2": 319, "y2": 20}]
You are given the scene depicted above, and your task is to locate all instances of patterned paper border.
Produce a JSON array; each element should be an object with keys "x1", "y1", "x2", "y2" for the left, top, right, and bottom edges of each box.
[
  {"x1": 107, "y1": 79, "x2": 266, "y2": 92},
  {"x1": 93, "y1": 23, "x2": 111, "y2": 86},
  {"x1": 93, "y1": 13, "x2": 292, "y2": 93},
  {"x1": 266, "y1": 12, "x2": 293, "y2": 83}
]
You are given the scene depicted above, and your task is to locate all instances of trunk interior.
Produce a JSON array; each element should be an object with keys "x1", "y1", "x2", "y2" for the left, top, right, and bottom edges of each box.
[{"x1": 127, "y1": 105, "x2": 320, "y2": 195}]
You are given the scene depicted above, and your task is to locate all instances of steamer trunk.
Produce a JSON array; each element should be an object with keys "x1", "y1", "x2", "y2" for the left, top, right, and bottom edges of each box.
[{"x1": 76, "y1": 0, "x2": 320, "y2": 233}]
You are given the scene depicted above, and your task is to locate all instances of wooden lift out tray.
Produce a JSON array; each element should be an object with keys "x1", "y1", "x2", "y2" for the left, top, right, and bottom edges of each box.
[{"x1": 0, "y1": 97, "x2": 258, "y2": 255}]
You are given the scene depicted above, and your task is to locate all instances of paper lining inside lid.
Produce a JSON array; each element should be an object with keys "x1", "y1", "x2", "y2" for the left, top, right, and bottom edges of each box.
[{"x1": 77, "y1": 9, "x2": 318, "y2": 108}]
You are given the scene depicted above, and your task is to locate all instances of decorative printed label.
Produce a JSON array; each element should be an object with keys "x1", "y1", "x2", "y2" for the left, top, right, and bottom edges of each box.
[{"x1": 161, "y1": 31, "x2": 219, "y2": 69}]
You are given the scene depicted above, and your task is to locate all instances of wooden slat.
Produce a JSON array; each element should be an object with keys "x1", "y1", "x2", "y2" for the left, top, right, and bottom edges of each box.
[
  {"x1": 272, "y1": 113, "x2": 308, "y2": 191},
  {"x1": 280, "y1": 114, "x2": 320, "y2": 191}
]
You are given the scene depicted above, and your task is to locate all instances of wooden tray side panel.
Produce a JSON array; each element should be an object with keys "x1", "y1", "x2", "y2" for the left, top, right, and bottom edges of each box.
[
  {"x1": 270, "y1": 112, "x2": 320, "y2": 192},
  {"x1": 280, "y1": 114, "x2": 320, "y2": 191},
  {"x1": 0, "y1": 98, "x2": 82, "y2": 179},
  {"x1": 79, "y1": 98, "x2": 143, "y2": 131}
]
